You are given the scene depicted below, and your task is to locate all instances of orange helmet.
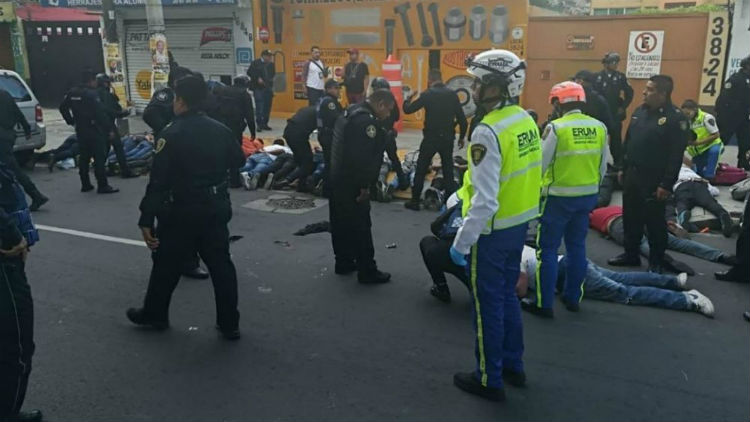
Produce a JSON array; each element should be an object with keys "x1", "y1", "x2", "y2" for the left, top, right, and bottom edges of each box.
[{"x1": 548, "y1": 81, "x2": 586, "y2": 104}]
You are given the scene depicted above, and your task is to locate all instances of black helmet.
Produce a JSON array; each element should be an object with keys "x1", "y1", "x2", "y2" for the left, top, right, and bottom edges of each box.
[
  {"x1": 602, "y1": 52, "x2": 620, "y2": 64},
  {"x1": 167, "y1": 66, "x2": 193, "y2": 89},
  {"x1": 573, "y1": 70, "x2": 595, "y2": 84},
  {"x1": 95, "y1": 73, "x2": 111, "y2": 86},
  {"x1": 233, "y1": 74, "x2": 251, "y2": 88},
  {"x1": 371, "y1": 77, "x2": 390, "y2": 90}
]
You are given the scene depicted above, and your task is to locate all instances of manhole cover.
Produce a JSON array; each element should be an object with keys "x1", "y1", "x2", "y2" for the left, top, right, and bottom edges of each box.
[{"x1": 267, "y1": 197, "x2": 316, "y2": 210}]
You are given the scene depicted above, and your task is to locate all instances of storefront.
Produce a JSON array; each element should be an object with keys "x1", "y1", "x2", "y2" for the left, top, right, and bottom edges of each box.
[{"x1": 0, "y1": 2, "x2": 17, "y2": 70}]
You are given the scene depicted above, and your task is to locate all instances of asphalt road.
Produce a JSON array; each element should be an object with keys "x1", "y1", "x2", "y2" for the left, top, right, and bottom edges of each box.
[{"x1": 18, "y1": 167, "x2": 750, "y2": 422}]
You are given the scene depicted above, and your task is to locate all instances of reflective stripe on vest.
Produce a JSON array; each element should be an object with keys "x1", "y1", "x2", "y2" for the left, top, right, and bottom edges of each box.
[
  {"x1": 542, "y1": 112, "x2": 606, "y2": 197},
  {"x1": 457, "y1": 105, "x2": 542, "y2": 232},
  {"x1": 686, "y1": 109, "x2": 723, "y2": 157}
]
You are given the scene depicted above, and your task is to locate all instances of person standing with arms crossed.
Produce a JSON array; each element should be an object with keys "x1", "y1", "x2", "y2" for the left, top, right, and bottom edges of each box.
[
  {"x1": 449, "y1": 49, "x2": 541, "y2": 401},
  {"x1": 608, "y1": 75, "x2": 689, "y2": 274},
  {"x1": 302, "y1": 46, "x2": 328, "y2": 106},
  {"x1": 522, "y1": 82, "x2": 608, "y2": 318},
  {"x1": 247, "y1": 49, "x2": 275, "y2": 132},
  {"x1": 595, "y1": 52, "x2": 633, "y2": 168},
  {"x1": 402, "y1": 69, "x2": 467, "y2": 211}
]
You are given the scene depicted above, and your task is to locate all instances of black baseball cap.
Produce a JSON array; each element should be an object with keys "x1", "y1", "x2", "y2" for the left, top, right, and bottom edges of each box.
[{"x1": 261, "y1": 49, "x2": 273, "y2": 57}]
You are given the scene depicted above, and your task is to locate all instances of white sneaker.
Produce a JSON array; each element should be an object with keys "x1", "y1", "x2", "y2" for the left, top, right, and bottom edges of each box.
[
  {"x1": 240, "y1": 172, "x2": 252, "y2": 190},
  {"x1": 264, "y1": 173, "x2": 275, "y2": 190},
  {"x1": 686, "y1": 290, "x2": 715, "y2": 318},
  {"x1": 676, "y1": 273, "x2": 688, "y2": 290},
  {"x1": 248, "y1": 173, "x2": 260, "y2": 190}
]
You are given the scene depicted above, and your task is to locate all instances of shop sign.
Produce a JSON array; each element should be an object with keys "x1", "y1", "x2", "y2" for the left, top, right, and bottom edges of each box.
[{"x1": 566, "y1": 34, "x2": 594, "y2": 50}]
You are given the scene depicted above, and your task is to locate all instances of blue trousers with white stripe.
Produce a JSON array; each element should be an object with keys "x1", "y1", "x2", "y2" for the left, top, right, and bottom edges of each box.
[
  {"x1": 468, "y1": 223, "x2": 527, "y2": 389},
  {"x1": 536, "y1": 194, "x2": 598, "y2": 309}
]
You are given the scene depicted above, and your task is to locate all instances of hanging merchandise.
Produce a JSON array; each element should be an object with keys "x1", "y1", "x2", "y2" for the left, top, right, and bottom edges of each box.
[
  {"x1": 427, "y1": 2, "x2": 443, "y2": 46},
  {"x1": 292, "y1": 9, "x2": 304, "y2": 44},
  {"x1": 416, "y1": 2, "x2": 433, "y2": 47},
  {"x1": 443, "y1": 7, "x2": 466, "y2": 42},
  {"x1": 469, "y1": 5, "x2": 486, "y2": 41},
  {"x1": 489, "y1": 5, "x2": 509, "y2": 45},
  {"x1": 393, "y1": 2, "x2": 415, "y2": 47}
]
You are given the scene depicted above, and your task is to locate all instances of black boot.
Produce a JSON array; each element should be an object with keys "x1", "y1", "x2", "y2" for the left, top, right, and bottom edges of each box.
[
  {"x1": 404, "y1": 200, "x2": 420, "y2": 211},
  {"x1": 502, "y1": 368, "x2": 527, "y2": 388},
  {"x1": 4, "y1": 410, "x2": 43, "y2": 422},
  {"x1": 182, "y1": 266, "x2": 209, "y2": 280},
  {"x1": 453, "y1": 372, "x2": 506, "y2": 402},
  {"x1": 520, "y1": 299, "x2": 554, "y2": 318},
  {"x1": 215, "y1": 325, "x2": 241, "y2": 341},
  {"x1": 335, "y1": 260, "x2": 357, "y2": 275},
  {"x1": 29, "y1": 192, "x2": 49, "y2": 211},
  {"x1": 720, "y1": 213, "x2": 734, "y2": 238},
  {"x1": 81, "y1": 183, "x2": 95, "y2": 192},
  {"x1": 97, "y1": 185, "x2": 119, "y2": 194},
  {"x1": 126, "y1": 308, "x2": 169, "y2": 330},
  {"x1": 430, "y1": 284, "x2": 451, "y2": 303},
  {"x1": 358, "y1": 269, "x2": 391, "y2": 284},
  {"x1": 608, "y1": 253, "x2": 641, "y2": 267}
]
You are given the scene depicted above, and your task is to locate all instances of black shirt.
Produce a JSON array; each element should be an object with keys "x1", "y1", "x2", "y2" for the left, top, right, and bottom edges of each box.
[
  {"x1": 331, "y1": 102, "x2": 387, "y2": 189},
  {"x1": 715, "y1": 69, "x2": 750, "y2": 126},
  {"x1": 343, "y1": 61, "x2": 369, "y2": 95},
  {"x1": 403, "y1": 82, "x2": 467, "y2": 139},
  {"x1": 206, "y1": 85, "x2": 256, "y2": 139},
  {"x1": 139, "y1": 110, "x2": 245, "y2": 228},
  {"x1": 96, "y1": 86, "x2": 128, "y2": 122},
  {"x1": 247, "y1": 58, "x2": 275, "y2": 90},
  {"x1": 623, "y1": 102, "x2": 689, "y2": 191},
  {"x1": 59, "y1": 85, "x2": 113, "y2": 134},
  {"x1": 0, "y1": 89, "x2": 30, "y2": 136},
  {"x1": 142, "y1": 88, "x2": 175, "y2": 137},
  {"x1": 594, "y1": 70, "x2": 634, "y2": 121},
  {"x1": 581, "y1": 85, "x2": 615, "y2": 134},
  {"x1": 286, "y1": 105, "x2": 318, "y2": 137},
  {"x1": 317, "y1": 94, "x2": 343, "y2": 136}
]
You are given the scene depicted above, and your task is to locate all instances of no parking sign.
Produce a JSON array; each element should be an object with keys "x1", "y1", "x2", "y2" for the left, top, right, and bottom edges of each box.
[{"x1": 626, "y1": 30, "x2": 664, "y2": 79}]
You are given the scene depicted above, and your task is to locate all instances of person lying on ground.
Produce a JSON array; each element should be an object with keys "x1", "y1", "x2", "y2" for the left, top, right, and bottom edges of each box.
[
  {"x1": 240, "y1": 139, "x2": 292, "y2": 190},
  {"x1": 667, "y1": 162, "x2": 734, "y2": 237}
]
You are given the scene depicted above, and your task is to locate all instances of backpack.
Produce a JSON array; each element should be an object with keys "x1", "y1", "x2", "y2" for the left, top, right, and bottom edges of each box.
[
  {"x1": 714, "y1": 163, "x2": 748, "y2": 186},
  {"x1": 730, "y1": 178, "x2": 750, "y2": 201}
]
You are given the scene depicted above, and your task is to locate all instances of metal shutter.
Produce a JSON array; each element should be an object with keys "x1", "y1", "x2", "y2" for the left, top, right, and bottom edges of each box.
[{"x1": 124, "y1": 19, "x2": 234, "y2": 112}]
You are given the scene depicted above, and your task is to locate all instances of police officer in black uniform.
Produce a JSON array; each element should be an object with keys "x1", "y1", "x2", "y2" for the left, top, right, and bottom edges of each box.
[
  {"x1": 371, "y1": 77, "x2": 408, "y2": 191},
  {"x1": 609, "y1": 75, "x2": 689, "y2": 274},
  {"x1": 715, "y1": 55, "x2": 750, "y2": 169},
  {"x1": 59, "y1": 71, "x2": 119, "y2": 194},
  {"x1": 574, "y1": 70, "x2": 615, "y2": 132},
  {"x1": 316, "y1": 79, "x2": 343, "y2": 194},
  {"x1": 0, "y1": 89, "x2": 48, "y2": 211},
  {"x1": 0, "y1": 160, "x2": 42, "y2": 422},
  {"x1": 329, "y1": 89, "x2": 395, "y2": 283},
  {"x1": 595, "y1": 52, "x2": 634, "y2": 167},
  {"x1": 95, "y1": 73, "x2": 136, "y2": 178},
  {"x1": 126, "y1": 75, "x2": 245, "y2": 340},
  {"x1": 402, "y1": 69, "x2": 467, "y2": 211},
  {"x1": 275, "y1": 105, "x2": 318, "y2": 192}
]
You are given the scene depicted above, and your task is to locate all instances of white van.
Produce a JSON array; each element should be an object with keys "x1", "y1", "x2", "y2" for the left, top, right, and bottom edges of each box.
[{"x1": 0, "y1": 69, "x2": 46, "y2": 162}]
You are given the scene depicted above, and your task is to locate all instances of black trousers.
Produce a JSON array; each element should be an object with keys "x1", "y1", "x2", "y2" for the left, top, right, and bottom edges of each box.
[
  {"x1": 142, "y1": 202, "x2": 239, "y2": 330},
  {"x1": 307, "y1": 87, "x2": 324, "y2": 107},
  {"x1": 0, "y1": 137, "x2": 40, "y2": 200},
  {"x1": 623, "y1": 170, "x2": 667, "y2": 265},
  {"x1": 719, "y1": 119, "x2": 750, "y2": 169},
  {"x1": 319, "y1": 133, "x2": 333, "y2": 197},
  {"x1": 77, "y1": 129, "x2": 109, "y2": 188},
  {"x1": 329, "y1": 184, "x2": 376, "y2": 273},
  {"x1": 0, "y1": 259, "x2": 34, "y2": 418},
  {"x1": 730, "y1": 198, "x2": 750, "y2": 281},
  {"x1": 412, "y1": 134, "x2": 455, "y2": 202},
  {"x1": 229, "y1": 133, "x2": 243, "y2": 187},
  {"x1": 107, "y1": 130, "x2": 130, "y2": 175},
  {"x1": 609, "y1": 119, "x2": 624, "y2": 167},
  {"x1": 285, "y1": 133, "x2": 314, "y2": 186},
  {"x1": 419, "y1": 236, "x2": 468, "y2": 288},
  {"x1": 674, "y1": 181, "x2": 728, "y2": 224},
  {"x1": 609, "y1": 217, "x2": 694, "y2": 275}
]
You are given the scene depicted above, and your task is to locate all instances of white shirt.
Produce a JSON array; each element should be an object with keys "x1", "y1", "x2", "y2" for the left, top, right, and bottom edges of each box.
[
  {"x1": 673, "y1": 165, "x2": 720, "y2": 196},
  {"x1": 306, "y1": 60, "x2": 325, "y2": 90},
  {"x1": 452, "y1": 123, "x2": 502, "y2": 255},
  {"x1": 520, "y1": 245, "x2": 562, "y2": 287},
  {"x1": 262, "y1": 144, "x2": 292, "y2": 160}
]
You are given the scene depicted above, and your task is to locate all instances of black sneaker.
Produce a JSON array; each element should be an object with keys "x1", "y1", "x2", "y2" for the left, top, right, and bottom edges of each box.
[
  {"x1": 358, "y1": 270, "x2": 391, "y2": 284},
  {"x1": 97, "y1": 185, "x2": 120, "y2": 194},
  {"x1": 262, "y1": 125, "x2": 272, "y2": 131},
  {"x1": 720, "y1": 213, "x2": 734, "y2": 238},
  {"x1": 502, "y1": 368, "x2": 526, "y2": 388},
  {"x1": 126, "y1": 308, "x2": 169, "y2": 330},
  {"x1": 29, "y1": 194, "x2": 49, "y2": 212},
  {"x1": 520, "y1": 300, "x2": 554, "y2": 318},
  {"x1": 215, "y1": 325, "x2": 240, "y2": 341},
  {"x1": 453, "y1": 372, "x2": 506, "y2": 402},
  {"x1": 5, "y1": 410, "x2": 43, "y2": 422},
  {"x1": 647, "y1": 264, "x2": 664, "y2": 274},
  {"x1": 718, "y1": 254, "x2": 737, "y2": 266},
  {"x1": 430, "y1": 284, "x2": 451, "y2": 303},
  {"x1": 561, "y1": 297, "x2": 580, "y2": 312},
  {"x1": 81, "y1": 184, "x2": 95, "y2": 192},
  {"x1": 404, "y1": 200, "x2": 420, "y2": 211},
  {"x1": 182, "y1": 266, "x2": 210, "y2": 280},
  {"x1": 608, "y1": 253, "x2": 641, "y2": 267},
  {"x1": 335, "y1": 261, "x2": 357, "y2": 275}
]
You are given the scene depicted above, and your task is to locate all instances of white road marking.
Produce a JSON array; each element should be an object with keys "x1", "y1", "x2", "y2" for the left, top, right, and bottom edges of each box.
[{"x1": 36, "y1": 224, "x2": 147, "y2": 248}]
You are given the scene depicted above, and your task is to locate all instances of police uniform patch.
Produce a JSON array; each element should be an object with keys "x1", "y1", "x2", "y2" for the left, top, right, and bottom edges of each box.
[
  {"x1": 366, "y1": 125, "x2": 377, "y2": 138},
  {"x1": 725, "y1": 82, "x2": 732, "y2": 89},
  {"x1": 679, "y1": 120, "x2": 688, "y2": 131},
  {"x1": 156, "y1": 91, "x2": 168, "y2": 101},
  {"x1": 658, "y1": 117, "x2": 667, "y2": 126},
  {"x1": 471, "y1": 144, "x2": 487, "y2": 165},
  {"x1": 328, "y1": 101, "x2": 336, "y2": 110},
  {"x1": 155, "y1": 138, "x2": 167, "y2": 153}
]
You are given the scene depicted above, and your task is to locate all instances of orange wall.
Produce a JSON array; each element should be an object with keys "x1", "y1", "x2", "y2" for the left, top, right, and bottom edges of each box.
[{"x1": 523, "y1": 14, "x2": 709, "y2": 124}]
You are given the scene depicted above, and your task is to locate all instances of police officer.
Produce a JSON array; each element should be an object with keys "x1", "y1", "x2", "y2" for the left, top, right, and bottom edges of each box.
[
  {"x1": 316, "y1": 79, "x2": 343, "y2": 194},
  {"x1": 595, "y1": 52, "x2": 634, "y2": 167},
  {"x1": 0, "y1": 89, "x2": 48, "y2": 211},
  {"x1": 449, "y1": 49, "x2": 541, "y2": 401},
  {"x1": 609, "y1": 75, "x2": 689, "y2": 274},
  {"x1": 329, "y1": 89, "x2": 394, "y2": 283},
  {"x1": 574, "y1": 70, "x2": 615, "y2": 133},
  {"x1": 127, "y1": 75, "x2": 245, "y2": 340},
  {"x1": 523, "y1": 82, "x2": 608, "y2": 318},
  {"x1": 715, "y1": 55, "x2": 750, "y2": 169},
  {"x1": 59, "y1": 71, "x2": 119, "y2": 194},
  {"x1": 370, "y1": 77, "x2": 408, "y2": 190},
  {"x1": 95, "y1": 73, "x2": 136, "y2": 178},
  {"x1": 403, "y1": 69, "x2": 468, "y2": 211},
  {"x1": 275, "y1": 105, "x2": 318, "y2": 192},
  {"x1": 205, "y1": 75, "x2": 256, "y2": 188},
  {"x1": 0, "y1": 160, "x2": 42, "y2": 422}
]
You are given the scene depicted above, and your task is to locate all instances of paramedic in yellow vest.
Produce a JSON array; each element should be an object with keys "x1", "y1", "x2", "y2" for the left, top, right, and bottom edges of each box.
[
  {"x1": 523, "y1": 82, "x2": 609, "y2": 318},
  {"x1": 449, "y1": 49, "x2": 542, "y2": 402},
  {"x1": 681, "y1": 100, "x2": 723, "y2": 180}
]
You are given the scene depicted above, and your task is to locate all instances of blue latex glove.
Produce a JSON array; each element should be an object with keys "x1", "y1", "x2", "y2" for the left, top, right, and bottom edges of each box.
[{"x1": 449, "y1": 246, "x2": 467, "y2": 267}]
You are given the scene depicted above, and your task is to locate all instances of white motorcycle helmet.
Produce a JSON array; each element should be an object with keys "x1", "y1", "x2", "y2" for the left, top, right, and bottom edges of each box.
[{"x1": 465, "y1": 49, "x2": 526, "y2": 100}]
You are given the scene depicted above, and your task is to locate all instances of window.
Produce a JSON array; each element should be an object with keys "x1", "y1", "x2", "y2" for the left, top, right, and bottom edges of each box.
[
  {"x1": 664, "y1": 2, "x2": 696, "y2": 8},
  {"x1": 0, "y1": 75, "x2": 31, "y2": 102},
  {"x1": 610, "y1": 7, "x2": 625, "y2": 14},
  {"x1": 625, "y1": 7, "x2": 640, "y2": 13},
  {"x1": 593, "y1": 7, "x2": 610, "y2": 14}
]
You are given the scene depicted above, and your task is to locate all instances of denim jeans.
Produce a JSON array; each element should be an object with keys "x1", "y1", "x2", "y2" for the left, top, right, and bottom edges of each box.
[
  {"x1": 692, "y1": 143, "x2": 722, "y2": 179},
  {"x1": 558, "y1": 257, "x2": 689, "y2": 310},
  {"x1": 253, "y1": 88, "x2": 273, "y2": 127},
  {"x1": 240, "y1": 154, "x2": 274, "y2": 174},
  {"x1": 610, "y1": 217, "x2": 724, "y2": 262}
]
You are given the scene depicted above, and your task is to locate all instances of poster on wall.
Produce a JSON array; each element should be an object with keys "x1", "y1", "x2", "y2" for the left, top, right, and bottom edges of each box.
[
  {"x1": 626, "y1": 30, "x2": 664, "y2": 79},
  {"x1": 725, "y1": 0, "x2": 750, "y2": 79},
  {"x1": 104, "y1": 42, "x2": 128, "y2": 109},
  {"x1": 150, "y1": 32, "x2": 169, "y2": 93}
]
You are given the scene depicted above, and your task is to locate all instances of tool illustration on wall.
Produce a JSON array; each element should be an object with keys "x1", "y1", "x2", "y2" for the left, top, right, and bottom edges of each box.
[
  {"x1": 443, "y1": 7, "x2": 466, "y2": 42},
  {"x1": 414, "y1": 54, "x2": 424, "y2": 120},
  {"x1": 259, "y1": 0, "x2": 269, "y2": 43},
  {"x1": 446, "y1": 74, "x2": 475, "y2": 117},
  {"x1": 309, "y1": 9, "x2": 323, "y2": 42},
  {"x1": 394, "y1": 2, "x2": 415, "y2": 47},
  {"x1": 334, "y1": 32, "x2": 380, "y2": 45},
  {"x1": 330, "y1": 8, "x2": 381, "y2": 27},
  {"x1": 469, "y1": 5, "x2": 486, "y2": 41},
  {"x1": 292, "y1": 9, "x2": 304, "y2": 44},
  {"x1": 384, "y1": 18, "x2": 396, "y2": 56},
  {"x1": 416, "y1": 2, "x2": 433, "y2": 47},
  {"x1": 273, "y1": 50, "x2": 286, "y2": 93},
  {"x1": 489, "y1": 5, "x2": 509, "y2": 44},
  {"x1": 427, "y1": 2, "x2": 442, "y2": 46},
  {"x1": 270, "y1": 0, "x2": 284, "y2": 44}
]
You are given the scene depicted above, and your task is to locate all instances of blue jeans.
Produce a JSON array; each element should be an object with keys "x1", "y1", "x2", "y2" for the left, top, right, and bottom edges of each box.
[
  {"x1": 466, "y1": 223, "x2": 527, "y2": 389},
  {"x1": 253, "y1": 88, "x2": 273, "y2": 127},
  {"x1": 558, "y1": 257, "x2": 689, "y2": 310},
  {"x1": 639, "y1": 234, "x2": 724, "y2": 262},
  {"x1": 240, "y1": 154, "x2": 273, "y2": 174},
  {"x1": 692, "y1": 143, "x2": 722, "y2": 179},
  {"x1": 536, "y1": 194, "x2": 598, "y2": 308},
  {"x1": 123, "y1": 141, "x2": 153, "y2": 161}
]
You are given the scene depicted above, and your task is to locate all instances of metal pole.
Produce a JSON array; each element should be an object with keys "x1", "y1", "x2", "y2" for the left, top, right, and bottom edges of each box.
[{"x1": 145, "y1": 0, "x2": 169, "y2": 95}]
